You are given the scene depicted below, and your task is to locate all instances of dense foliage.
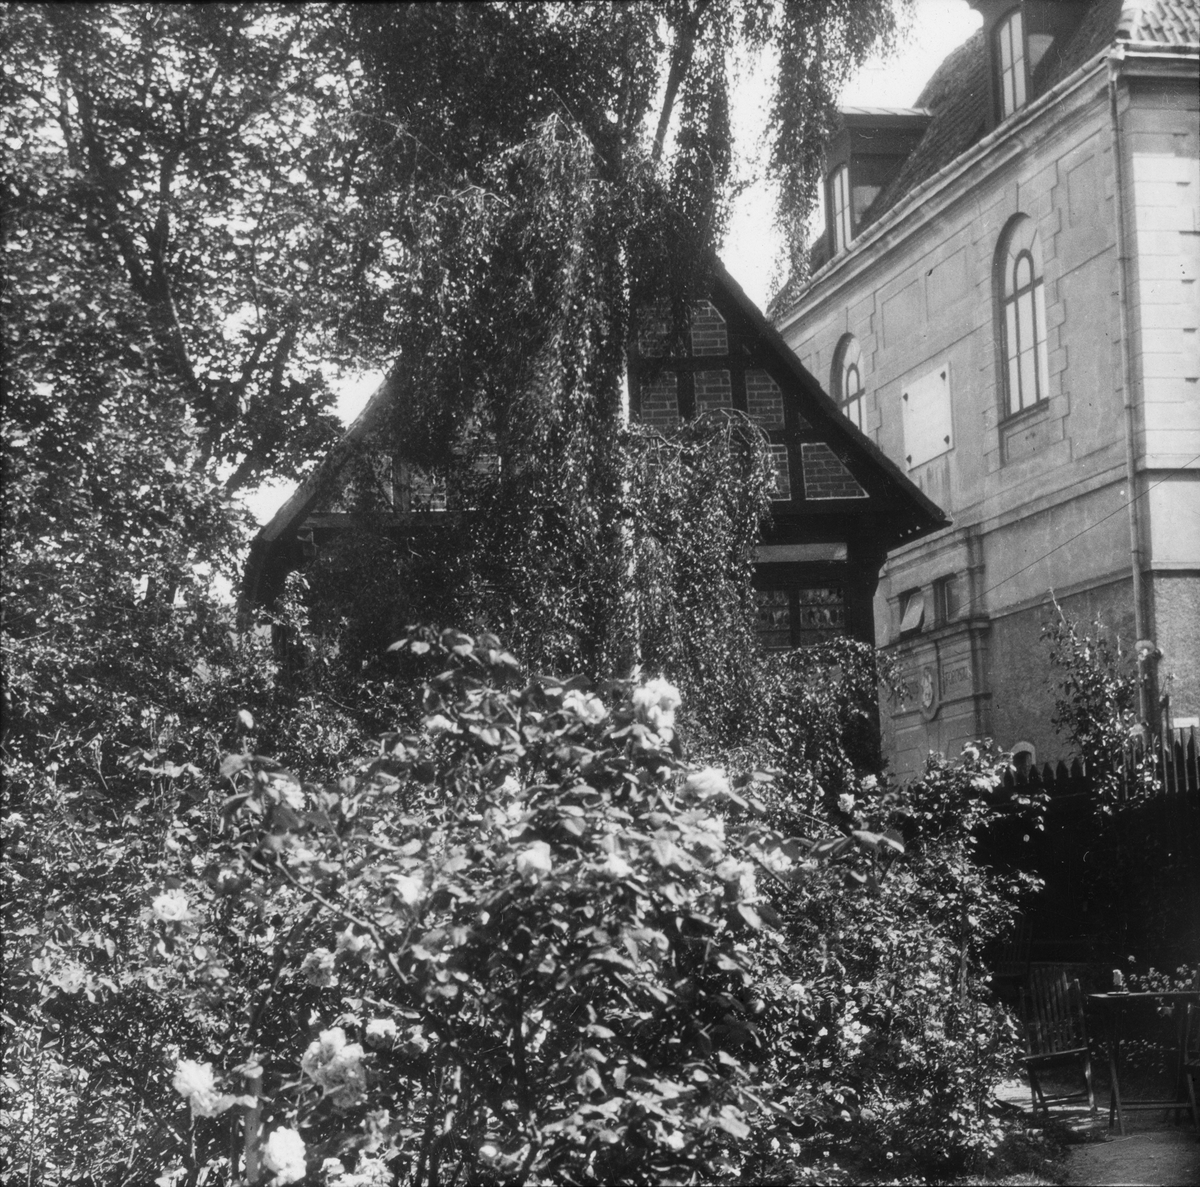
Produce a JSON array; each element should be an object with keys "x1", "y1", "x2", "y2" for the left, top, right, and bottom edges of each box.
[
  {"x1": 4, "y1": 625, "x2": 1040, "y2": 1184},
  {"x1": 3, "y1": 0, "x2": 910, "y2": 728},
  {"x1": 1, "y1": 4, "x2": 1050, "y2": 1184},
  {"x1": 1042, "y1": 605, "x2": 1161, "y2": 808}
]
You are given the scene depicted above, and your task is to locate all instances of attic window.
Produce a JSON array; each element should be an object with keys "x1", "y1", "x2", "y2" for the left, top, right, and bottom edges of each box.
[
  {"x1": 996, "y1": 9, "x2": 1027, "y2": 118},
  {"x1": 830, "y1": 165, "x2": 852, "y2": 253}
]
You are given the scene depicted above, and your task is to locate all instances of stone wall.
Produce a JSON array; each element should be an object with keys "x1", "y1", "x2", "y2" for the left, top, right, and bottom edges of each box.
[{"x1": 780, "y1": 66, "x2": 1199, "y2": 778}]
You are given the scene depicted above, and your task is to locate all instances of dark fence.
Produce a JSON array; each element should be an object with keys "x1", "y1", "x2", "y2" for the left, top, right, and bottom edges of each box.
[
  {"x1": 998, "y1": 725, "x2": 1199, "y2": 799},
  {"x1": 982, "y1": 726, "x2": 1200, "y2": 968}
]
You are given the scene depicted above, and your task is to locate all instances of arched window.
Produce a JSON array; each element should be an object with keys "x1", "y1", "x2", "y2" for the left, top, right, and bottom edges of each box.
[
  {"x1": 832, "y1": 334, "x2": 865, "y2": 431},
  {"x1": 998, "y1": 215, "x2": 1049, "y2": 417},
  {"x1": 996, "y1": 8, "x2": 1027, "y2": 118}
]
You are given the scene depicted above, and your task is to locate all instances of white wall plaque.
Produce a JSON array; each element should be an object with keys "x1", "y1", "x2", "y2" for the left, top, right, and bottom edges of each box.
[{"x1": 901, "y1": 362, "x2": 953, "y2": 470}]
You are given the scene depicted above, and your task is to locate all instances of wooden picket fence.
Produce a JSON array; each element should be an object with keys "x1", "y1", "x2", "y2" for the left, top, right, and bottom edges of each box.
[
  {"x1": 999, "y1": 725, "x2": 1199, "y2": 799},
  {"x1": 986, "y1": 725, "x2": 1199, "y2": 966}
]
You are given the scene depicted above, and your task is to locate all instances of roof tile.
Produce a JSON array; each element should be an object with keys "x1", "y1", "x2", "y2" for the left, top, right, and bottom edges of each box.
[
  {"x1": 861, "y1": 31, "x2": 988, "y2": 228},
  {"x1": 1119, "y1": 0, "x2": 1200, "y2": 43},
  {"x1": 786, "y1": 1, "x2": 1198, "y2": 304}
]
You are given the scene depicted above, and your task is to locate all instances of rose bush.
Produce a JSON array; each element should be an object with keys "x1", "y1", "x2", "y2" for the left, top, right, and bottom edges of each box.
[
  {"x1": 730, "y1": 744, "x2": 1045, "y2": 1182},
  {"x1": 4, "y1": 618, "x2": 1044, "y2": 1184},
  {"x1": 202, "y1": 628, "x2": 899, "y2": 1183}
]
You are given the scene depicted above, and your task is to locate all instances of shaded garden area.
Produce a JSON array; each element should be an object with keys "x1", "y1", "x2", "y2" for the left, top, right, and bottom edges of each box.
[{"x1": 3, "y1": 4, "x2": 1196, "y2": 1184}]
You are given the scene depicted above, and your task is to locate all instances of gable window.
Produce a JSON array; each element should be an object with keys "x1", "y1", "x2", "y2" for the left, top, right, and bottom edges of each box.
[
  {"x1": 996, "y1": 8, "x2": 1027, "y2": 118},
  {"x1": 832, "y1": 334, "x2": 865, "y2": 431},
  {"x1": 830, "y1": 164, "x2": 852, "y2": 253},
  {"x1": 998, "y1": 215, "x2": 1050, "y2": 417}
]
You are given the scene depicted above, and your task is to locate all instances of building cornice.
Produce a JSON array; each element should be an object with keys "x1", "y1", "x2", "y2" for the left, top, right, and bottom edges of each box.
[{"x1": 775, "y1": 41, "x2": 1200, "y2": 335}]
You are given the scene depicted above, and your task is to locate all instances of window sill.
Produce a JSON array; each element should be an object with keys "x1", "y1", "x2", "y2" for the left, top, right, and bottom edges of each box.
[
  {"x1": 1000, "y1": 400, "x2": 1057, "y2": 465},
  {"x1": 1000, "y1": 398, "x2": 1050, "y2": 429}
]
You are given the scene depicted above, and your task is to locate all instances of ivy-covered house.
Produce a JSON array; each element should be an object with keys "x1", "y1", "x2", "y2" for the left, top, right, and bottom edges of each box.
[{"x1": 243, "y1": 263, "x2": 947, "y2": 654}]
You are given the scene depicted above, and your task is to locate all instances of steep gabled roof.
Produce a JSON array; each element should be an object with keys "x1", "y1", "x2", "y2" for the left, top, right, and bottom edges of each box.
[
  {"x1": 243, "y1": 260, "x2": 949, "y2": 607},
  {"x1": 861, "y1": 30, "x2": 988, "y2": 229},
  {"x1": 842, "y1": 0, "x2": 1200, "y2": 236},
  {"x1": 712, "y1": 263, "x2": 947, "y2": 539}
]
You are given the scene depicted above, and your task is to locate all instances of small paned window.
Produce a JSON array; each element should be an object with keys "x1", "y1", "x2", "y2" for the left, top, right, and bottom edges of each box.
[
  {"x1": 796, "y1": 587, "x2": 845, "y2": 645},
  {"x1": 755, "y1": 589, "x2": 791, "y2": 650},
  {"x1": 833, "y1": 335, "x2": 865, "y2": 431},
  {"x1": 399, "y1": 463, "x2": 448, "y2": 513},
  {"x1": 996, "y1": 9, "x2": 1027, "y2": 118},
  {"x1": 998, "y1": 215, "x2": 1050, "y2": 418},
  {"x1": 898, "y1": 589, "x2": 925, "y2": 636},
  {"x1": 933, "y1": 574, "x2": 961, "y2": 625},
  {"x1": 830, "y1": 165, "x2": 852, "y2": 253}
]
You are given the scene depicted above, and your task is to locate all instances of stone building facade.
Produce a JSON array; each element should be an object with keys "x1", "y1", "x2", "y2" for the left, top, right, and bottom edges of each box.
[{"x1": 775, "y1": 0, "x2": 1199, "y2": 778}]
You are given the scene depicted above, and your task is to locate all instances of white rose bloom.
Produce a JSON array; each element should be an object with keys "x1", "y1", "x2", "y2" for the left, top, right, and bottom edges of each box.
[
  {"x1": 346, "y1": 1157, "x2": 391, "y2": 1187},
  {"x1": 302, "y1": 1028, "x2": 366, "y2": 1109},
  {"x1": 280, "y1": 779, "x2": 306, "y2": 810},
  {"x1": 336, "y1": 926, "x2": 376, "y2": 960},
  {"x1": 632, "y1": 678, "x2": 682, "y2": 738},
  {"x1": 598, "y1": 853, "x2": 633, "y2": 880},
  {"x1": 633, "y1": 677, "x2": 682, "y2": 714},
  {"x1": 302, "y1": 1027, "x2": 346, "y2": 1075},
  {"x1": 562, "y1": 689, "x2": 608, "y2": 724},
  {"x1": 54, "y1": 963, "x2": 87, "y2": 994},
  {"x1": 837, "y1": 793, "x2": 856, "y2": 815},
  {"x1": 684, "y1": 767, "x2": 729, "y2": 800},
  {"x1": 500, "y1": 774, "x2": 521, "y2": 796},
  {"x1": 152, "y1": 888, "x2": 191, "y2": 922},
  {"x1": 423, "y1": 714, "x2": 455, "y2": 735},
  {"x1": 515, "y1": 840, "x2": 553, "y2": 885},
  {"x1": 171, "y1": 1059, "x2": 228, "y2": 1117},
  {"x1": 759, "y1": 845, "x2": 793, "y2": 874},
  {"x1": 714, "y1": 858, "x2": 757, "y2": 899},
  {"x1": 391, "y1": 873, "x2": 425, "y2": 906},
  {"x1": 300, "y1": 948, "x2": 337, "y2": 987},
  {"x1": 365, "y1": 1018, "x2": 399, "y2": 1048},
  {"x1": 861, "y1": 775, "x2": 878, "y2": 791},
  {"x1": 262, "y1": 1126, "x2": 307, "y2": 1184}
]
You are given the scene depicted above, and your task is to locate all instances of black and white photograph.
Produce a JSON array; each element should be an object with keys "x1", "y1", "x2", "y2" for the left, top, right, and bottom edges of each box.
[{"x1": 3, "y1": 2, "x2": 1198, "y2": 1183}]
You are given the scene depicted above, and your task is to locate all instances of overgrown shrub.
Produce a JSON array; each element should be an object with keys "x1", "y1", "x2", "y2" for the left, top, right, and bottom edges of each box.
[
  {"x1": 4, "y1": 622, "x2": 1045, "y2": 1185},
  {"x1": 737, "y1": 744, "x2": 1043, "y2": 1182},
  {"x1": 1042, "y1": 604, "x2": 1160, "y2": 808}
]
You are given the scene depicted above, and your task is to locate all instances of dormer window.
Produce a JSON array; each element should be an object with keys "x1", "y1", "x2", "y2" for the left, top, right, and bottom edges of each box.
[
  {"x1": 830, "y1": 164, "x2": 852, "y2": 253},
  {"x1": 996, "y1": 8, "x2": 1027, "y2": 117}
]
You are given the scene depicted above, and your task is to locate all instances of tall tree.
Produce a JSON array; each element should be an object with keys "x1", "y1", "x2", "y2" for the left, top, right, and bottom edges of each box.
[
  {"x1": 303, "y1": 0, "x2": 910, "y2": 688},
  {"x1": 3, "y1": 5, "x2": 915, "y2": 1182}
]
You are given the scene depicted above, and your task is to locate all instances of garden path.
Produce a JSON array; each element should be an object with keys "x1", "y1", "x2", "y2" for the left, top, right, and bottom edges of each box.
[
  {"x1": 995, "y1": 1076, "x2": 1199, "y2": 1185},
  {"x1": 1062, "y1": 1124, "x2": 1199, "y2": 1186}
]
